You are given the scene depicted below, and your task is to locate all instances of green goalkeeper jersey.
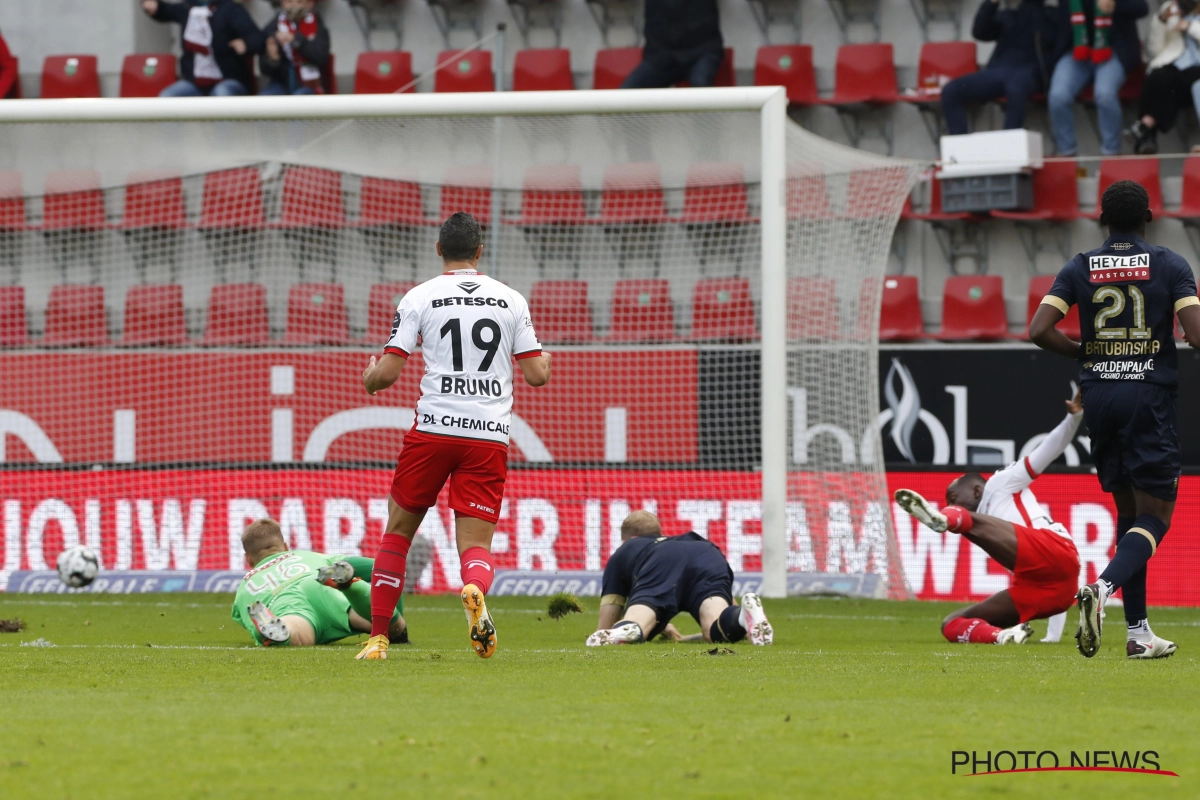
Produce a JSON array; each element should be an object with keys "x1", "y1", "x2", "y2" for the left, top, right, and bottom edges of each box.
[{"x1": 231, "y1": 550, "x2": 351, "y2": 645}]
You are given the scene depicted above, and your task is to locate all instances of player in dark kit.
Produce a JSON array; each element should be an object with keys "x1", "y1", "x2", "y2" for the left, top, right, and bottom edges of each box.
[
  {"x1": 587, "y1": 511, "x2": 773, "y2": 647},
  {"x1": 1031, "y1": 179, "x2": 1200, "y2": 659}
]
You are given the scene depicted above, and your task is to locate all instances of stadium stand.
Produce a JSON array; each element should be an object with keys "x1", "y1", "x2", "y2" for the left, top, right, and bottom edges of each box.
[
  {"x1": 877, "y1": 276, "x2": 926, "y2": 341},
  {"x1": 819, "y1": 43, "x2": 899, "y2": 151},
  {"x1": 692, "y1": 277, "x2": 757, "y2": 342},
  {"x1": 1087, "y1": 158, "x2": 1164, "y2": 220},
  {"x1": 434, "y1": 49, "x2": 494, "y2": 92},
  {"x1": 787, "y1": 277, "x2": 839, "y2": 341},
  {"x1": 903, "y1": 41, "x2": 978, "y2": 142},
  {"x1": 43, "y1": 284, "x2": 108, "y2": 347},
  {"x1": 991, "y1": 160, "x2": 1080, "y2": 271},
  {"x1": 440, "y1": 166, "x2": 493, "y2": 223},
  {"x1": 354, "y1": 51, "x2": 415, "y2": 94},
  {"x1": 0, "y1": 171, "x2": 26, "y2": 232},
  {"x1": 40, "y1": 55, "x2": 101, "y2": 99},
  {"x1": 366, "y1": 281, "x2": 417, "y2": 342},
  {"x1": 1025, "y1": 274, "x2": 1081, "y2": 340},
  {"x1": 0, "y1": 285, "x2": 27, "y2": 347},
  {"x1": 608, "y1": 278, "x2": 675, "y2": 341},
  {"x1": 753, "y1": 45, "x2": 817, "y2": 106},
  {"x1": 592, "y1": 47, "x2": 642, "y2": 90},
  {"x1": 118, "y1": 172, "x2": 187, "y2": 280},
  {"x1": 197, "y1": 167, "x2": 265, "y2": 279},
  {"x1": 283, "y1": 282, "x2": 351, "y2": 345}
]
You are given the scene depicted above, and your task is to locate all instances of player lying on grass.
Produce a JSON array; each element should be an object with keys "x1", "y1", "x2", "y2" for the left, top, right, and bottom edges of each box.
[
  {"x1": 587, "y1": 511, "x2": 773, "y2": 647},
  {"x1": 355, "y1": 212, "x2": 552, "y2": 661},
  {"x1": 232, "y1": 519, "x2": 408, "y2": 647},
  {"x1": 895, "y1": 391, "x2": 1086, "y2": 647}
]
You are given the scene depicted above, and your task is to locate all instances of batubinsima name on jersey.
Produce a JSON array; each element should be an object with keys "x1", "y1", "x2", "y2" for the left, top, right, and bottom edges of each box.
[{"x1": 384, "y1": 270, "x2": 541, "y2": 447}]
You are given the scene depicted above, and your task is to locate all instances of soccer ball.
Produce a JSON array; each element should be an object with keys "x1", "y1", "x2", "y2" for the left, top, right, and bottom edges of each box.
[{"x1": 56, "y1": 545, "x2": 100, "y2": 589}]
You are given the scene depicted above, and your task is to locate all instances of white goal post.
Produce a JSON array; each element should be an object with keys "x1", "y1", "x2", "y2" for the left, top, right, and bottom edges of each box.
[{"x1": 0, "y1": 89, "x2": 919, "y2": 599}]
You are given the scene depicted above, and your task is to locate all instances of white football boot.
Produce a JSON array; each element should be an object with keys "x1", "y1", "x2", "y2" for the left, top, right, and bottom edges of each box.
[
  {"x1": 739, "y1": 593, "x2": 773, "y2": 645},
  {"x1": 247, "y1": 601, "x2": 290, "y2": 646},
  {"x1": 1075, "y1": 582, "x2": 1106, "y2": 658},
  {"x1": 1127, "y1": 635, "x2": 1176, "y2": 660},
  {"x1": 585, "y1": 622, "x2": 644, "y2": 646},
  {"x1": 893, "y1": 489, "x2": 948, "y2": 533},
  {"x1": 996, "y1": 622, "x2": 1033, "y2": 645}
]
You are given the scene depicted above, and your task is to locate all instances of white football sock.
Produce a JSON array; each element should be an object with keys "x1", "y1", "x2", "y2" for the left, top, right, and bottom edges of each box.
[
  {"x1": 1127, "y1": 619, "x2": 1153, "y2": 644},
  {"x1": 1042, "y1": 612, "x2": 1066, "y2": 643}
]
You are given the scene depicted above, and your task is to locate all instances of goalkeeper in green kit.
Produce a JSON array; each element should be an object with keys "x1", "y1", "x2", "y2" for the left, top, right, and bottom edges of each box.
[{"x1": 231, "y1": 519, "x2": 408, "y2": 647}]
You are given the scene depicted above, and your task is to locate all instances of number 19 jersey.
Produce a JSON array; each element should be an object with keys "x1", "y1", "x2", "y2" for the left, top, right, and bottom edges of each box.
[
  {"x1": 1045, "y1": 233, "x2": 1199, "y2": 389},
  {"x1": 384, "y1": 269, "x2": 542, "y2": 447}
]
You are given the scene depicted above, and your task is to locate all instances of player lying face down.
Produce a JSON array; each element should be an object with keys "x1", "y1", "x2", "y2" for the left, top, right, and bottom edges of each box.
[
  {"x1": 894, "y1": 392, "x2": 1085, "y2": 646},
  {"x1": 586, "y1": 511, "x2": 773, "y2": 646},
  {"x1": 232, "y1": 519, "x2": 408, "y2": 647}
]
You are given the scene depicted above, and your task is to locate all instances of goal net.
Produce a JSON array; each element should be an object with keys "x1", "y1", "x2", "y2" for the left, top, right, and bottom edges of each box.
[{"x1": 0, "y1": 91, "x2": 919, "y2": 599}]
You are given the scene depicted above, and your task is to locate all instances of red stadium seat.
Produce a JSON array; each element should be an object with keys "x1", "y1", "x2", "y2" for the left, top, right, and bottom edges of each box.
[
  {"x1": 530, "y1": 280, "x2": 594, "y2": 343},
  {"x1": 44, "y1": 284, "x2": 108, "y2": 346},
  {"x1": 203, "y1": 283, "x2": 269, "y2": 346},
  {"x1": 593, "y1": 47, "x2": 642, "y2": 90},
  {"x1": 366, "y1": 282, "x2": 417, "y2": 343},
  {"x1": 119, "y1": 54, "x2": 177, "y2": 97},
  {"x1": 904, "y1": 42, "x2": 977, "y2": 102},
  {"x1": 1165, "y1": 157, "x2": 1200, "y2": 221},
  {"x1": 877, "y1": 276, "x2": 926, "y2": 341},
  {"x1": 435, "y1": 50, "x2": 493, "y2": 93},
  {"x1": 819, "y1": 44, "x2": 898, "y2": 106},
  {"x1": 513, "y1": 48, "x2": 573, "y2": 91},
  {"x1": 692, "y1": 277, "x2": 756, "y2": 341},
  {"x1": 40, "y1": 55, "x2": 100, "y2": 99},
  {"x1": 274, "y1": 167, "x2": 345, "y2": 229},
  {"x1": 597, "y1": 163, "x2": 667, "y2": 224},
  {"x1": 358, "y1": 177, "x2": 427, "y2": 226},
  {"x1": 1026, "y1": 275, "x2": 1081, "y2": 340},
  {"x1": 992, "y1": 161, "x2": 1079, "y2": 223},
  {"x1": 608, "y1": 279, "x2": 675, "y2": 341},
  {"x1": 846, "y1": 167, "x2": 917, "y2": 219},
  {"x1": 939, "y1": 275, "x2": 1010, "y2": 340},
  {"x1": 1087, "y1": 158, "x2": 1163, "y2": 220},
  {"x1": 787, "y1": 172, "x2": 832, "y2": 220},
  {"x1": 754, "y1": 45, "x2": 817, "y2": 105},
  {"x1": 0, "y1": 171, "x2": 26, "y2": 231},
  {"x1": 676, "y1": 163, "x2": 751, "y2": 224},
  {"x1": 197, "y1": 168, "x2": 264, "y2": 229},
  {"x1": 787, "y1": 277, "x2": 840, "y2": 340},
  {"x1": 0, "y1": 285, "x2": 27, "y2": 347},
  {"x1": 440, "y1": 166, "x2": 492, "y2": 223},
  {"x1": 354, "y1": 51, "x2": 414, "y2": 94},
  {"x1": 283, "y1": 283, "x2": 350, "y2": 345},
  {"x1": 42, "y1": 171, "x2": 105, "y2": 231},
  {"x1": 119, "y1": 173, "x2": 187, "y2": 230},
  {"x1": 122, "y1": 284, "x2": 188, "y2": 346},
  {"x1": 513, "y1": 165, "x2": 586, "y2": 225}
]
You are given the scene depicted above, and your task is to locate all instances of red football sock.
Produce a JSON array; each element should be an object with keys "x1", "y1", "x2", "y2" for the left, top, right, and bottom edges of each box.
[
  {"x1": 942, "y1": 616, "x2": 1002, "y2": 644},
  {"x1": 942, "y1": 506, "x2": 974, "y2": 533},
  {"x1": 369, "y1": 533, "x2": 412, "y2": 637},
  {"x1": 459, "y1": 546, "x2": 495, "y2": 595}
]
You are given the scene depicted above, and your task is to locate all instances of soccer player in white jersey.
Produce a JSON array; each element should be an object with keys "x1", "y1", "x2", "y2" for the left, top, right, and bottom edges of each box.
[
  {"x1": 354, "y1": 212, "x2": 552, "y2": 660},
  {"x1": 894, "y1": 391, "x2": 1087, "y2": 647}
]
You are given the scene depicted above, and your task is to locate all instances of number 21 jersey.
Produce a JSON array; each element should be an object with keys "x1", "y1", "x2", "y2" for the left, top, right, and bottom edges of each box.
[
  {"x1": 1045, "y1": 234, "x2": 1198, "y2": 388},
  {"x1": 384, "y1": 269, "x2": 542, "y2": 447}
]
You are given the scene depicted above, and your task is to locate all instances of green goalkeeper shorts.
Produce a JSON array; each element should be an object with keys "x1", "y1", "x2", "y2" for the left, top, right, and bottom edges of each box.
[{"x1": 268, "y1": 580, "x2": 354, "y2": 645}]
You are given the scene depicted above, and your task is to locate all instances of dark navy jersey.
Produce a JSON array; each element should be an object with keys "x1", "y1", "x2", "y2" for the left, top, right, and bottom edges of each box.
[
  {"x1": 1046, "y1": 234, "x2": 1199, "y2": 388},
  {"x1": 600, "y1": 535, "x2": 659, "y2": 605}
]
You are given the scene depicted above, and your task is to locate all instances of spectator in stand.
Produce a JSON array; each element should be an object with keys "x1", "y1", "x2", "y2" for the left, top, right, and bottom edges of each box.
[
  {"x1": 143, "y1": 0, "x2": 263, "y2": 97},
  {"x1": 0, "y1": 29, "x2": 17, "y2": 99},
  {"x1": 260, "y1": 0, "x2": 331, "y2": 95},
  {"x1": 940, "y1": 0, "x2": 1058, "y2": 135},
  {"x1": 1126, "y1": 0, "x2": 1200, "y2": 154},
  {"x1": 621, "y1": 0, "x2": 724, "y2": 89},
  {"x1": 1047, "y1": 0, "x2": 1149, "y2": 155}
]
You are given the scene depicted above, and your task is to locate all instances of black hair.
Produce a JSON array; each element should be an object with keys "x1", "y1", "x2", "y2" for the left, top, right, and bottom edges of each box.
[
  {"x1": 1100, "y1": 179, "x2": 1150, "y2": 233},
  {"x1": 438, "y1": 211, "x2": 483, "y2": 262},
  {"x1": 957, "y1": 472, "x2": 986, "y2": 486}
]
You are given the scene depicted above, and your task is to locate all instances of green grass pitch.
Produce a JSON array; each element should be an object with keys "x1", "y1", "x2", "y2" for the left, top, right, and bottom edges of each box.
[{"x1": 0, "y1": 593, "x2": 1197, "y2": 799}]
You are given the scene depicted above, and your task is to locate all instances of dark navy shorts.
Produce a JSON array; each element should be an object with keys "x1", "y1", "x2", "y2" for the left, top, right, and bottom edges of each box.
[
  {"x1": 1082, "y1": 382, "x2": 1180, "y2": 501},
  {"x1": 626, "y1": 533, "x2": 734, "y2": 632}
]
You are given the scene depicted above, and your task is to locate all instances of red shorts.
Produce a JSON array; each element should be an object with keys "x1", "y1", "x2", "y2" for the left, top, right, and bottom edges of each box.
[
  {"x1": 1009, "y1": 524, "x2": 1081, "y2": 623},
  {"x1": 391, "y1": 431, "x2": 508, "y2": 524}
]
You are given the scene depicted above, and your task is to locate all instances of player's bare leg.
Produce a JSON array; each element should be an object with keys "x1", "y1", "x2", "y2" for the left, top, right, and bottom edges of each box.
[
  {"x1": 456, "y1": 515, "x2": 499, "y2": 659},
  {"x1": 587, "y1": 604, "x2": 658, "y2": 645},
  {"x1": 357, "y1": 498, "x2": 422, "y2": 661},
  {"x1": 895, "y1": 488, "x2": 1018, "y2": 568},
  {"x1": 697, "y1": 595, "x2": 773, "y2": 646},
  {"x1": 941, "y1": 591, "x2": 1032, "y2": 645}
]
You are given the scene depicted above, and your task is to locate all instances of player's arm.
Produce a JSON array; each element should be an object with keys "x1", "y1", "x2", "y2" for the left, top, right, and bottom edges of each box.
[
  {"x1": 597, "y1": 595, "x2": 625, "y2": 630},
  {"x1": 518, "y1": 350, "x2": 552, "y2": 387},
  {"x1": 362, "y1": 353, "x2": 406, "y2": 395},
  {"x1": 1177, "y1": 299, "x2": 1200, "y2": 347},
  {"x1": 1023, "y1": 390, "x2": 1084, "y2": 478},
  {"x1": 1029, "y1": 301, "x2": 1081, "y2": 359},
  {"x1": 657, "y1": 623, "x2": 704, "y2": 643}
]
